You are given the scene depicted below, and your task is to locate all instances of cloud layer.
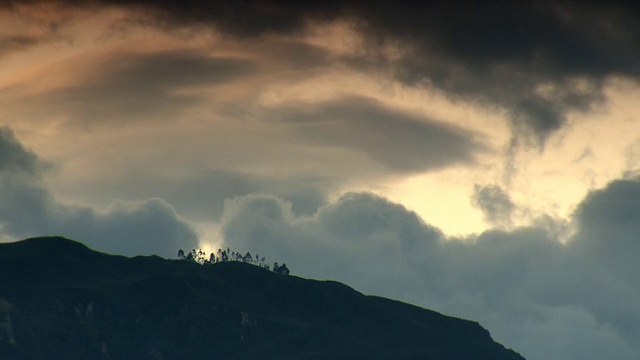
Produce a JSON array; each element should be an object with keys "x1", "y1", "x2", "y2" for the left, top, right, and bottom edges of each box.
[
  {"x1": 219, "y1": 182, "x2": 640, "y2": 360},
  {"x1": 0, "y1": 127, "x2": 198, "y2": 257},
  {"x1": 269, "y1": 95, "x2": 485, "y2": 172},
  {"x1": 37, "y1": 0, "x2": 634, "y2": 143},
  {"x1": 5, "y1": 1, "x2": 638, "y2": 143}
]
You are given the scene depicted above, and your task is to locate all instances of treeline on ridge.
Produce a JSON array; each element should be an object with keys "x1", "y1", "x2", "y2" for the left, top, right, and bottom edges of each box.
[{"x1": 177, "y1": 247, "x2": 290, "y2": 276}]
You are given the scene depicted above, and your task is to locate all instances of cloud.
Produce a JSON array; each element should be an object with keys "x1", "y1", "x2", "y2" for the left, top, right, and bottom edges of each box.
[
  {"x1": 218, "y1": 179, "x2": 640, "y2": 360},
  {"x1": 0, "y1": 127, "x2": 42, "y2": 174},
  {"x1": 570, "y1": 180, "x2": 640, "y2": 333},
  {"x1": 0, "y1": 35, "x2": 42, "y2": 56},
  {"x1": 70, "y1": 198, "x2": 200, "y2": 258},
  {"x1": 0, "y1": 3, "x2": 63, "y2": 57},
  {"x1": 84, "y1": 0, "x2": 635, "y2": 144},
  {"x1": 269, "y1": 95, "x2": 486, "y2": 172},
  {"x1": 104, "y1": 0, "x2": 344, "y2": 37},
  {"x1": 5, "y1": 49, "x2": 255, "y2": 127},
  {"x1": 472, "y1": 184, "x2": 516, "y2": 227},
  {"x1": 356, "y1": 2, "x2": 637, "y2": 143},
  {"x1": 220, "y1": 192, "x2": 441, "y2": 296},
  {"x1": 0, "y1": 127, "x2": 198, "y2": 258},
  {"x1": 573, "y1": 179, "x2": 640, "y2": 279},
  {"x1": 575, "y1": 179, "x2": 640, "y2": 240},
  {"x1": 89, "y1": 168, "x2": 334, "y2": 221},
  {"x1": 7, "y1": 1, "x2": 637, "y2": 143}
]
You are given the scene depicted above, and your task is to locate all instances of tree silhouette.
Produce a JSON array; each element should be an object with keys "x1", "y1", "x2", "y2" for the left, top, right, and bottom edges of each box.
[
  {"x1": 273, "y1": 263, "x2": 290, "y2": 276},
  {"x1": 177, "y1": 246, "x2": 289, "y2": 274}
]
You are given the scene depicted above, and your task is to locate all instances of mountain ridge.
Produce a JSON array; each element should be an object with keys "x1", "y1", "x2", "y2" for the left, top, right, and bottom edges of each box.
[{"x1": 0, "y1": 236, "x2": 525, "y2": 360}]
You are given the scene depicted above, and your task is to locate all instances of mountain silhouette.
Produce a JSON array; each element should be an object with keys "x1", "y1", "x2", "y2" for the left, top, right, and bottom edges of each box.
[{"x1": 0, "y1": 236, "x2": 525, "y2": 360}]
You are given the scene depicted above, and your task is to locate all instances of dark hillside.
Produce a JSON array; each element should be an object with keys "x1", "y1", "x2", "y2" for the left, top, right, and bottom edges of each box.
[{"x1": 0, "y1": 237, "x2": 525, "y2": 360}]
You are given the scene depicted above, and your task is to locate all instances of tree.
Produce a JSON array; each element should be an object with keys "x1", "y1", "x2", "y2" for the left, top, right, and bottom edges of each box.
[
  {"x1": 275, "y1": 263, "x2": 290, "y2": 276},
  {"x1": 220, "y1": 249, "x2": 229, "y2": 262},
  {"x1": 272, "y1": 262, "x2": 290, "y2": 275},
  {"x1": 176, "y1": 246, "x2": 290, "y2": 274},
  {"x1": 185, "y1": 250, "x2": 195, "y2": 263}
]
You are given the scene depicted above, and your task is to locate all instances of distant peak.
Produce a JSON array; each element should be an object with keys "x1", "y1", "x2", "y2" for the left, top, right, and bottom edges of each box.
[
  {"x1": 22, "y1": 236, "x2": 88, "y2": 248},
  {"x1": 0, "y1": 236, "x2": 93, "y2": 258}
]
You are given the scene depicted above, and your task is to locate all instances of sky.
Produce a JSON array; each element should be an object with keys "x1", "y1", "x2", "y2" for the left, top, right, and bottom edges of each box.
[{"x1": 0, "y1": 1, "x2": 639, "y2": 358}]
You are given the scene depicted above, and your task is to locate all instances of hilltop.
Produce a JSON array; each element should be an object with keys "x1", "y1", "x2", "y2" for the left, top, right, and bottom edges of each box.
[{"x1": 0, "y1": 237, "x2": 525, "y2": 360}]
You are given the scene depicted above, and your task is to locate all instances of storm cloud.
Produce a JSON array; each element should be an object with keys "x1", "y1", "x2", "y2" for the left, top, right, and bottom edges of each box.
[
  {"x1": 12, "y1": 0, "x2": 633, "y2": 143},
  {"x1": 472, "y1": 184, "x2": 516, "y2": 227},
  {"x1": 0, "y1": 127, "x2": 198, "y2": 257},
  {"x1": 219, "y1": 179, "x2": 640, "y2": 360},
  {"x1": 0, "y1": 126, "x2": 42, "y2": 174},
  {"x1": 3, "y1": 49, "x2": 256, "y2": 127},
  {"x1": 270, "y1": 95, "x2": 486, "y2": 172},
  {"x1": 89, "y1": 168, "x2": 334, "y2": 221}
]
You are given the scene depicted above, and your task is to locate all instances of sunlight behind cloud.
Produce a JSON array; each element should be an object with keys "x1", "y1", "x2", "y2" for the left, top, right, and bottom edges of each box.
[
  {"x1": 505, "y1": 78, "x2": 640, "y2": 224},
  {"x1": 383, "y1": 169, "x2": 490, "y2": 236}
]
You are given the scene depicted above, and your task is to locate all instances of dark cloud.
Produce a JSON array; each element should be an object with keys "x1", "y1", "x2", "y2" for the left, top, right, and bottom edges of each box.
[
  {"x1": 163, "y1": 172, "x2": 331, "y2": 219},
  {"x1": 0, "y1": 127, "x2": 198, "y2": 258},
  {"x1": 71, "y1": 198, "x2": 199, "y2": 258},
  {"x1": 575, "y1": 179, "x2": 640, "y2": 232},
  {"x1": 81, "y1": 168, "x2": 333, "y2": 221},
  {"x1": 103, "y1": 0, "x2": 345, "y2": 37},
  {"x1": 270, "y1": 95, "x2": 486, "y2": 172},
  {"x1": 102, "y1": 50, "x2": 252, "y2": 88},
  {"x1": 9, "y1": 49, "x2": 255, "y2": 126},
  {"x1": 354, "y1": 2, "x2": 637, "y2": 143},
  {"x1": 562, "y1": 180, "x2": 640, "y2": 345},
  {"x1": 6, "y1": 1, "x2": 638, "y2": 142},
  {"x1": 0, "y1": 183, "x2": 200, "y2": 258},
  {"x1": 315, "y1": 192, "x2": 442, "y2": 250},
  {"x1": 1, "y1": 0, "x2": 343, "y2": 38},
  {"x1": 0, "y1": 5, "x2": 62, "y2": 57},
  {"x1": 220, "y1": 192, "x2": 441, "y2": 296},
  {"x1": 472, "y1": 184, "x2": 516, "y2": 227},
  {"x1": 75, "y1": 0, "x2": 637, "y2": 143},
  {"x1": 0, "y1": 127, "x2": 41, "y2": 174},
  {"x1": 219, "y1": 179, "x2": 640, "y2": 360},
  {"x1": 573, "y1": 179, "x2": 640, "y2": 279},
  {"x1": 0, "y1": 35, "x2": 42, "y2": 56},
  {"x1": 243, "y1": 37, "x2": 335, "y2": 72}
]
